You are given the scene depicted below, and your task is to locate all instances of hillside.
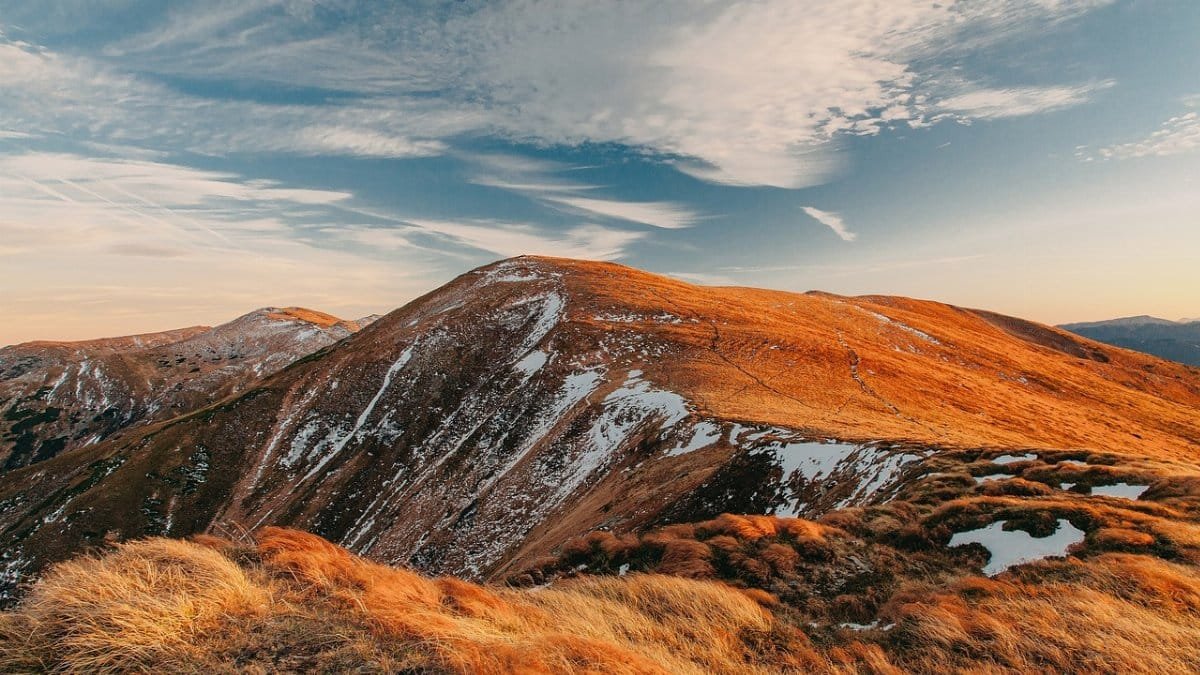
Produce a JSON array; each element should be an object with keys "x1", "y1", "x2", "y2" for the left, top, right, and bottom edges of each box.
[
  {"x1": 0, "y1": 307, "x2": 375, "y2": 472},
  {"x1": 1, "y1": 256, "x2": 1197, "y2": 610},
  {"x1": 1061, "y1": 316, "x2": 1200, "y2": 366}
]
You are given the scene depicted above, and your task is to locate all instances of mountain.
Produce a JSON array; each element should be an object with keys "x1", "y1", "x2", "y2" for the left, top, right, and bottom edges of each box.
[
  {"x1": 0, "y1": 307, "x2": 376, "y2": 472},
  {"x1": 2, "y1": 256, "x2": 1198, "y2": 606},
  {"x1": 1061, "y1": 315, "x2": 1200, "y2": 366}
]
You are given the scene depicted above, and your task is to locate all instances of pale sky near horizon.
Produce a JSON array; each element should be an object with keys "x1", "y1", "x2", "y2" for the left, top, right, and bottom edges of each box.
[{"x1": 1, "y1": 1, "x2": 1198, "y2": 345}]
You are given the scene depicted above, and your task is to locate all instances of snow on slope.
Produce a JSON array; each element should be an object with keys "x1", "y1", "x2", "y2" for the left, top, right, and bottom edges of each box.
[
  {"x1": 0, "y1": 307, "x2": 370, "y2": 471},
  {"x1": 8, "y1": 256, "x2": 1197, "y2": 599},
  {"x1": 220, "y1": 260, "x2": 932, "y2": 578}
]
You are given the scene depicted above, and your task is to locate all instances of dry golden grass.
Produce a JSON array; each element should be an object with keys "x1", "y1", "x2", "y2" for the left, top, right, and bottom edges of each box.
[
  {"x1": 537, "y1": 257, "x2": 1200, "y2": 459},
  {"x1": 0, "y1": 528, "x2": 818, "y2": 674},
  {"x1": 5, "y1": 523, "x2": 1200, "y2": 674},
  {"x1": 0, "y1": 538, "x2": 269, "y2": 673},
  {"x1": 884, "y1": 554, "x2": 1200, "y2": 674}
]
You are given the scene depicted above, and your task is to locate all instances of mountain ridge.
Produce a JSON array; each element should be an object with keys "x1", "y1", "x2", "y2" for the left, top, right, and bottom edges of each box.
[
  {"x1": 0, "y1": 306, "x2": 377, "y2": 473},
  {"x1": 1060, "y1": 314, "x2": 1200, "y2": 367},
  {"x1": 2, "y1": 256, "x2": 1197, "y2": 604}
]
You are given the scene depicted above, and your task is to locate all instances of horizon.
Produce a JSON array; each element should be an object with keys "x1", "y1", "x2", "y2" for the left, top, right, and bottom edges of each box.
[
  {"x1": 3, "y1": 254, "x2": 1196, "y2": 348},
  {"x1": 2, "y1": 1, "x2": 1199, "y2": 344}
]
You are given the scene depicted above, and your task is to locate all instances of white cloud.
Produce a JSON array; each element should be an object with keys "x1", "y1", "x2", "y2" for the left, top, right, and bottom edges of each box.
[
  {"x1": 407, "y1": 218, "x2": 644, "y2": 261},
  {"x1": 1086, "y1": 111, "x2": 1200, "y2": 160},
  {"x1": 543, "y1": 196, "x2": 698, "y2": 230},
  {"x1": 467, "y1": 152, "x2": 702, "y2": 230},
  {"x1": 0, "y1": 1, "x2": 1115, "y2": 188},
  {"x1": 936, "y1": 81, "x2": 1114, "y2": 119},
  {"x1": 0, "y1": 38, "x2": 461, "y2": 160},
  {"x1": 802, "y1": 206, "x2": 857, "y2": 242},
  {"x1": 0, "y1": 151, "x2": 451, "y2": 343},
  {"x1": 666, "y1": 271, "x2": 736, "y2": 286}
]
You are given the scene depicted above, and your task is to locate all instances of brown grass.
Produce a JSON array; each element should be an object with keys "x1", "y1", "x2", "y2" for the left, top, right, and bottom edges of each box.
[
  {"x1": 0, "y1": 538, "x2": 269, "y2": 673},
  {"x1": 883, "y1": 554, "x2": 1200, "y2": 673},
  {"x1": 0, "y1": 528, "x2": 819, "y2": 674},
  {"x1": 532, "y1": 256, "x2": 1200, "y2": 459},
  {"x1": 5, "y1": 522, "x2": 1200, "y2": 674}
]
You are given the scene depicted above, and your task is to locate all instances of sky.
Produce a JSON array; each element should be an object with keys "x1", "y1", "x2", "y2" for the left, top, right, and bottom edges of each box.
[{"x1": 1, "y1": 0, "x2": 1198, "y2": 345}]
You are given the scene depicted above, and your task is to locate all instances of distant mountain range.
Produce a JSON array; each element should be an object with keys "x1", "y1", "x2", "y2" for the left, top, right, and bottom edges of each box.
[{"x1": 1060, "y1": 315, "x2": 1200, "y2": 367}]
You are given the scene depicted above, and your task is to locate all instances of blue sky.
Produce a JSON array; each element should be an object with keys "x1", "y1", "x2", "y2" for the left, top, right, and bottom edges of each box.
[{"x1": 1, "y1": 0, "x2": 1197, "y2": 343}]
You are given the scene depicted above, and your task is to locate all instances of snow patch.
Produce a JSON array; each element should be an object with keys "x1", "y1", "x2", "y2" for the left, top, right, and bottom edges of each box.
[
  {"x1": 513, "y1": 350, "x2": 549, "y2": 380},
  {"x1": 950, "y1": 519, "x2": 1085, "y2": 575},
  {"x1": 859, "y1": 308, "x2": 941, "y2": 344},
  {"x1": 1091, "y1": 483, "x2": 1149, "y2": 499},
  {"x1": 992, "y1": 453, "x2": 1037, "y2": 465},
  {"x1": 746, "y1": 432, "x2": 926, "y2": 516},
  {"x1": 665, "y1": 420, "x2": 722, "y2": 457},
  {"x1": 301, "y1": 345, "x2": 413, "y2": 483}
]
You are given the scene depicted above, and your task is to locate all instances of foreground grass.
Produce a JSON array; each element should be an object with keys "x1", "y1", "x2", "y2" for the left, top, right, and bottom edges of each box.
[
  {"x1": 4, "y1": 518, "x2": 1200, "y2": 674},
  {"x1": 0, "y1": 528, "x2": 814, "y2": 674}
]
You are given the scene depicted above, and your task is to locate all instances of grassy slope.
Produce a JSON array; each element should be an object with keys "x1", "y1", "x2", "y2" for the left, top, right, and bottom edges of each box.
[{"x1": 5, "y1": 460, "x2": 1200, "y2": 675}]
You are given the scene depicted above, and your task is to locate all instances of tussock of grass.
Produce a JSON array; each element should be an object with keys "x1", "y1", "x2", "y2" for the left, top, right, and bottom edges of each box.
[
  {"x1": 5, "y1": 516, "x2": 1200, "y2": 673},
  {"x1": 884, "y1": 554, "x2": 1200, "y2": 673},
  {"x1": 0, "y1": 528, "x2": 815, "y2": 674},
  {"x1": 0, "y1": 538, "x2": 269, "y2": 673}
]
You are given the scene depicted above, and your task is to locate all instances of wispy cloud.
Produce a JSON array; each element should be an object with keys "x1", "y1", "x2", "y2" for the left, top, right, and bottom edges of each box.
[
  {"x1": 720, "y1": 254, "x2": 986, "y2": 276},
  {"x1": 936, "y1": 81, "x2": 1114, "y2": 120},
  {"x1": 802, "y1": 207, "x2": 857, "y2": 242},
  {"x1": 1, "y1": 1, "x2": 1117, "y2": 188},
  {"x1": 0, "y1": 36, "x2": 463, "y2": 160},
  {"x1": 542, "y1": 196, "x2": 698, "y2": 230},
  {"x1": 1082, "y1": 111, "x2": 1200, "y2": 161},
  {"x1": 467, "y1": 152, "x2": 701, "y2": 231},
  {"x1": 0, "y1": 151, "x2": 444, "y2": 343},
  {"x1": 406, "y1": 219, "x2": 645, "y2": 261}
]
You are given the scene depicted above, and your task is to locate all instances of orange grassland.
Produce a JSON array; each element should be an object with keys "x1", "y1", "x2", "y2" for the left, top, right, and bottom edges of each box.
[
  {"x1": 543, "y1": 257, "x2": 1200, "y2": 459},
  {"x1": 5, "y1": 519, "x2": 1200, "y2": 674}
]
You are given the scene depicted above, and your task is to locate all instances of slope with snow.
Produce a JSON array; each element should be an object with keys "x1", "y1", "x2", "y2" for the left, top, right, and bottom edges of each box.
[
  {"x1": 1, "y1": 257, "x2": 1198, "y2": 601},
  {"x1": 0, "y1": 307, "x2": 375, "y2": 471}
]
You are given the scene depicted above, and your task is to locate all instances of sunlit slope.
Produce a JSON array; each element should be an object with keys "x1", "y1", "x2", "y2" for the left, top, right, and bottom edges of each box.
[{"x1": 547, "y1": 257, "x2": 1199, "y2": 455}]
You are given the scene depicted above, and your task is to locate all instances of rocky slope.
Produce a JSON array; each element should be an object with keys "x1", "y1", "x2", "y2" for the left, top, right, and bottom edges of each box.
[
  {"x1": 1, "y1": 257, "x2": 1198, "y2": 602},
  {"x1": 0, "y1": 308, "x2": 375, "y2": 472}
]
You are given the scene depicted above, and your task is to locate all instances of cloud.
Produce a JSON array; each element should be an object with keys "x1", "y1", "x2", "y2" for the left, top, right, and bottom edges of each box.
[
  {"x1": 542, "y1": 196, "x2": 698, "y2": 230},
  {"x1": 0, "y1": 152, "x2": 356, "y2": 250},
  {"x1": 0, "y1": 150, "x2": 442, "y2": 343},
  {"x1": 0, "y1": 37, "x2": 462, "y2": 160},
  {"x1": 666, "y1": 271, "x2": 737, "y2": 286},
  {"x1": 936, "y1": 81, "x2": 1114, "y2": 119},
  {"x1": 0, "y1": 1, "x2": 1116, "y2": 188},
  {"x1": 467, "y1": 152, "x2": 702, "y2": 230},
  {"x1": 1084, "y1": 111, "x2": 1200, "y2": 160},
  {"x1": 802, "y1": 207, "x2": 857, "y2": 242},
  {"x1": 406, "y1": 219, "x2": 644, "y2": 261}
]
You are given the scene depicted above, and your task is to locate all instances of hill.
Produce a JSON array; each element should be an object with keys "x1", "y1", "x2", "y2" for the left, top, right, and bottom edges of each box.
[
  {"x1": 1, "y1": 256, "x2": 1197, "y2": 608},
  {"x1": 0, "y1": 307, "x2": 375, "y2": 472},
  {"x1": 1061, "y1": 316, "x2": 1200, "y2": 366}
]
